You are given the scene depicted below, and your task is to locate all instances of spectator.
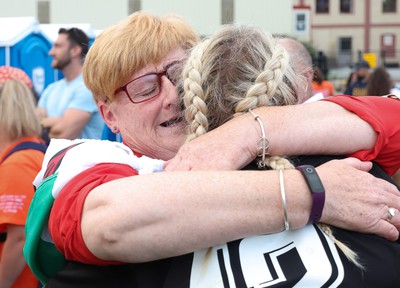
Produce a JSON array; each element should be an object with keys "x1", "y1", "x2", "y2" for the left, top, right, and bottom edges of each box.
[
  {"x1": 37, "y1": 27, "x2": 104, "y2": 140},
  {"x1": 312, "y1": 66, "x2": 336, "y2": 97},
  {"x1": 0, "y1": 67, "x2": 45, "y2": 288},
  {"x1": 344, "y1": 60, "x2": 370, "y2": 96},
  {"x1": 343, "y1": 70, "x2": 357, "y2": 94},
  {"x1": 367, "y1": 66, "x2": 392, "y2": 96}
]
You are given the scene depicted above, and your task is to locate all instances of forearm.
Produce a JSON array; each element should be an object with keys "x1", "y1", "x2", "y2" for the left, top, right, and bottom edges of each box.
[
  {"x1": 42, "y1": 116, "x2": 83, "y2": 139},
  {"x1": 165, "y1": 100, "x2": 376, "y2": 171},
  {"x1": 0, "y1": 229, "x2": 26, "y2": 287},
  {"x1": 41, "y1": 116, "x2": 62, "y2": 137},
  {"x1": 253, "y1": 101, "x2": 376, "y2": 157},
  {"x1": 82, "y1": 170, "x2": 310, "y2": 263},
  {"x1": 82, "y1": 159, "x2": 400, "y2": 263}
]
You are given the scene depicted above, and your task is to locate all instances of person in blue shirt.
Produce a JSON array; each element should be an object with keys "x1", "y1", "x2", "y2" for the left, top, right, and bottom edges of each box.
[{"x1": 38, "y1": 28, "x2": 104, "y2": 140}]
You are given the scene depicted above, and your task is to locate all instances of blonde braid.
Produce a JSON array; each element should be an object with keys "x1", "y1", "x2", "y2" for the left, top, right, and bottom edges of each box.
[
  {"x1": 318, "y1": 224, "x2": 363, "y2": 269},
  {"x1": 182, "y1": 39, "x2": 212, "y2": 142},
  {"x1": 235, "y1": 33, "x2": 294, "y2": 170},
  {"x1": 235, "y1": 34, "x2": 296, "y2": 113}
]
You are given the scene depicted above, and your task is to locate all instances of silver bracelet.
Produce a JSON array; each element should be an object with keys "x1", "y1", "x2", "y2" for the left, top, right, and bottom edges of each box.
[
  {"x1": 279, "y1": 169, "x2": 290, "y2": 231},
  {"x1": 245, "y1": 109, "x2": 270, "y2": 169}
]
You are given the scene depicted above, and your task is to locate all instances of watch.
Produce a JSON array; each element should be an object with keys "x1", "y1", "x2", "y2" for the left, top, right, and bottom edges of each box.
[{"x1": 296, "y1": 165, "x2": 325, "y2": 224}]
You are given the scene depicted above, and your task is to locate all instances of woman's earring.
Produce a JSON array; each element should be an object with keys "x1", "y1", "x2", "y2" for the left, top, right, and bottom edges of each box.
[{"x1": 113, "y1": 127, "x2": 118, "y2": 132}]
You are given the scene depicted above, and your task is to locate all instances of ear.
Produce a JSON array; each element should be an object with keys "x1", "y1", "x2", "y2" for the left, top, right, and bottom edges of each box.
[
  {"x1": 305, "y1": 67, "x2": 314, "y2": 84},
  {"x1": 98, "y1": 100, "x2": 118, "y2": 133},
  {"x1": 70, "y1": 45, "x2": 82, "y2": 59}
]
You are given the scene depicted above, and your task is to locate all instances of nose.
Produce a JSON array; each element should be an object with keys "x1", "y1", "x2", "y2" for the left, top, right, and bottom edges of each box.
[
  {"x1": 161, "y1": 76, "x2": 179, "y2": 108},
  {"x1": 49, "y1": 47, "x2": 55, "y2": 57}
]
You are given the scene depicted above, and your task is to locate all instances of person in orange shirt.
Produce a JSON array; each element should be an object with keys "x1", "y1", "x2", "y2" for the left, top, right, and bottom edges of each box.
[
  {"x1": 0, "y1": 67, "x2": 45, "y2": 288},
  {"x1": 312, "y1": 66, "x2": 335, "y2": 97}
]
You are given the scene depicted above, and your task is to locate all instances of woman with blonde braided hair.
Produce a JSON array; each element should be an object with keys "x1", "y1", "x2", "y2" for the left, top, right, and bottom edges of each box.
[{"x1": 180, "y1": 24, "x2": 400, "y2": 286}]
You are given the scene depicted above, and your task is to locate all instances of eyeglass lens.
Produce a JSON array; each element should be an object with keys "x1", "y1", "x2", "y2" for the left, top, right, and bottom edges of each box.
[{"x1": 127, "y1": 61, "x2": 183, "y2": 103}]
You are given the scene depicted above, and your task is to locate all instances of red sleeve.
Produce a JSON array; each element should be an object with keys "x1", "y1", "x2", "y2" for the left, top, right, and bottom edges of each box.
[
  {"x1": 323, "y1": 95, "x2": 400, "y2": 175},
  {"x1": 49, "y1": 163, "x2": 138, "y2": 265}
]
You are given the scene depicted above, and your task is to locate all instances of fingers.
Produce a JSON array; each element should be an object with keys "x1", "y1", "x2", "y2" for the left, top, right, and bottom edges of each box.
[
  {"x1": 369, "y1": 181, "x2": 400, "y2": 240},
  {"x1": 340, "y1": 157, "x2": 373, "y2": 172},
  {"x1": 318, "y1": 159, "x2": 400, "y2": 240},
  {"x1": 375, "y1": 206, "x2": 400, "y2": 241}
]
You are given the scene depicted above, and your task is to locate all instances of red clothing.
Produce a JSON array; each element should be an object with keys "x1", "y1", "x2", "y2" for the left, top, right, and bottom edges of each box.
[
  {"x1": 0, "y1": 137, "x2": 44, "y2": 288},
  {"x1": 324, "y1": 95, "x2": 400, "y2": 176},
  {"x1": 49, "y1": 96, "x2": 400, "y2": 265},
  {"x1": 49, "y1": 163, "x2": 138, "y2": 265}
]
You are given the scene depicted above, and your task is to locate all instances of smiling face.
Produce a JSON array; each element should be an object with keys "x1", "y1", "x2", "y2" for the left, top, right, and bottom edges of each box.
[{"x1": 99, "y1": 47, "x2": 186, "y2": 160}]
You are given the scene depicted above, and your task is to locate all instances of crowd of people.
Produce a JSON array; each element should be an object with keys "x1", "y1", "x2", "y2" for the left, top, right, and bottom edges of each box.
[
  {"x1": 332, "y1": 59, "x2": 400, "y2": 98},
  {"x1": 1, "y1": 11, "x2": 400, "y2": 288}
]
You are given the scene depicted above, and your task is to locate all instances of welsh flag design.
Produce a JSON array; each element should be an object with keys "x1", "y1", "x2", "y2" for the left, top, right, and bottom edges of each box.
[{"x1": 23, "y1": 139, "x2": 164, "y2": 285}]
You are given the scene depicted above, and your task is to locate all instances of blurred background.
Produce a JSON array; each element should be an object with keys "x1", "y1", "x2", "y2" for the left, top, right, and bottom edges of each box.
[{"x1": 1, "y1": 0, "x2": 399, "y2": 94}]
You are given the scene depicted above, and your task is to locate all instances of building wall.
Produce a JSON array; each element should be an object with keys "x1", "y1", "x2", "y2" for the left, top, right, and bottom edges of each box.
[
  {"x1": 1, "y1": 0, "x2": 400, "y2": 68},
  {"x1": 235, "y1": 0, "x2": 292, "y2": 35},
  {"x1": 0, "y1": 0, "x2": 292, "y2": 35},
  {"x1": 142, "y1": 0, "x2": 221, "y2": 36},
  {"x1": 50, "y1": 0, "x2": 128, "y2": 30},
  {"x1": 298, "y1": 0, "x2": 400, "y2": 67},
  {"x1": 309, "y1": 0, "x2": 365, "y2": 25},
  {"x1": 0, "y1": 0, "x2": 37, "y2": 17}
]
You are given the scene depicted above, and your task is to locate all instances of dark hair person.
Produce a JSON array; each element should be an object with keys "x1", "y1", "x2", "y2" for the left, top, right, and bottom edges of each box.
[{"x1": 367, "y1": 66, "x2": 393, "y2": 96}]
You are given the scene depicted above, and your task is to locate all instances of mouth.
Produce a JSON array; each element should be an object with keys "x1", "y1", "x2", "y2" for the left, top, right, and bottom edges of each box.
[{"x1": 160, "y1": 116, "x2": 183, "y2": 127}]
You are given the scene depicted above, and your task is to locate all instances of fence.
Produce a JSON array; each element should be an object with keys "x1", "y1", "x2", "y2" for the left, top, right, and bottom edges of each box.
[{"x1": 319, "y1": 49, "x2": 400, "y2": 70}]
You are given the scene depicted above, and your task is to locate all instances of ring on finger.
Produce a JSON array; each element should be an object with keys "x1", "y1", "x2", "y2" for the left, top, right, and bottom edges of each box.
[{"x1": 388, "y1": 207, "x2": 396, "y2": 221}]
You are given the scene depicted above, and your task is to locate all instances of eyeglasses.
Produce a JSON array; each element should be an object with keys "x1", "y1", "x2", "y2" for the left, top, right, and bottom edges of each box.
[{"x1": 115, "y1": 60, "x2": 183, "y2": 104}]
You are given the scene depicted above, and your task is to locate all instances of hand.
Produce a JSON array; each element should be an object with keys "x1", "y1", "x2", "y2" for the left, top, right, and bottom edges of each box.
[
  {"x1": 165, "y1": 115, "x2": 257, "y2": 171},
  {"x1": 317, "y1": 157, "x2": 400, "y2": 241}
]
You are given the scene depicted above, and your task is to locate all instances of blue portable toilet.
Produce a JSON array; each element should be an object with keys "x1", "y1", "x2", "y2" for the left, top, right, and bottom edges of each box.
[
  {"x1": 0, "y1": 17, "x2": 54, "y2": 96},
  {"x1": 40, "y1": 23, "x2": 96, "y2": 81}
]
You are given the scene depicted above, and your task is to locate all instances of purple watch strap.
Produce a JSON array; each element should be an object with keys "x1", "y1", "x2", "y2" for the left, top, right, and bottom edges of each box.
[{"x1": 296, "y1": 165, "x2": 326, "y2": 224}]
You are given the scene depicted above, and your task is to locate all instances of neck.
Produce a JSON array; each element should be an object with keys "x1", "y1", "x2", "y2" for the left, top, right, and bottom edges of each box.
[{"x1": 62, "y1": 60, "x2": 83, "y2": 82}]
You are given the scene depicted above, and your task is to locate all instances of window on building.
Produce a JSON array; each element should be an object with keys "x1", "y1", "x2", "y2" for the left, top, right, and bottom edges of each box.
[
  {"x1": 296, "y1": 13, "x2": 306, "y2": 32},
  {"x1": 221, "y1": 0, "x2": 234, "y2": 24},
  {"x1": 340, "y1": 0, "x2": 353, "y2": 13},
  {"x1": 129, "y1": 0, "x2": 141, "y2": 14},
  {"x1": 339, "y1": 37, "x2": 352, "y2": 51},
  {"x1": 37, "y1": 0, "x2": 50, "y2": 23},
  {"x1": 337, "y1": 37, "x2": 353, "y2": 66},
  {"x1": 383, "y1": 0, "x2": 397, "y2": 12},
  {"x1": 316, "y1": 0, "x2": 329, "y2": 13},
  {"x1": 381, "y1": 34, "x2": 396, "y2": 57}
]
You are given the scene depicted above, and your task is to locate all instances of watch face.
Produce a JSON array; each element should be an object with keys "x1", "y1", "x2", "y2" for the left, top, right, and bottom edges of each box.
[{"x1": 299, "y1": 166, "x2": 324, "y2": 193}]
